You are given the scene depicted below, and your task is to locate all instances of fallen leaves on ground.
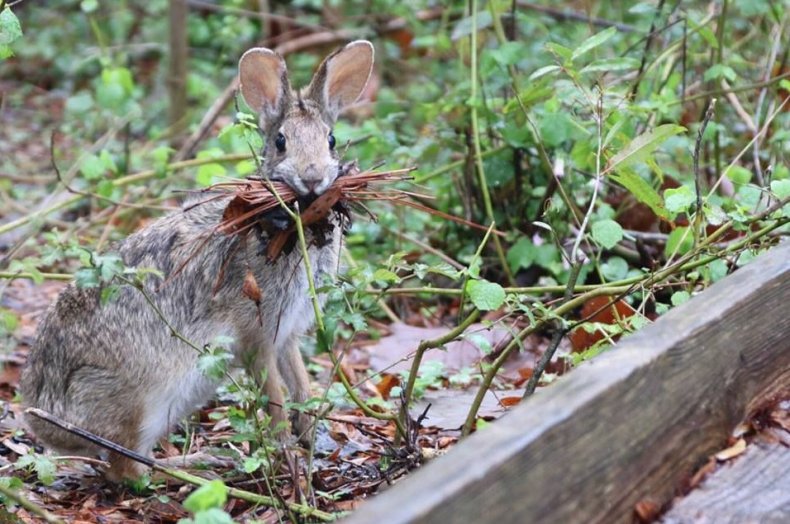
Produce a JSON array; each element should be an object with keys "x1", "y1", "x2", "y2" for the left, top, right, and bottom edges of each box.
[{"x1": 0, "y1": 278, "x2": 553, "y2": 522}]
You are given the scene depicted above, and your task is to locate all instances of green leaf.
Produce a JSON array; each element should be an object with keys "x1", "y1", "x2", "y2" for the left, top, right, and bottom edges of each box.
[
  {"x1": 572, "y1": 26, "x2": 617, "y2": 60},
  {"x1": 489, "y1": 41, "x2": 524, "y2": 67},
  {"x1": 15, "y1": 453, "x2": 56, "y2": 486},
  {"x1": 770, "y1": 179, "x2": 790, "y2": 199},
  {"x1": 197, "y1": 347, "x2": 233, "y2": 380},
  {"x1": 609, "y1": 168, "x2": 669, "y2": 219},
  {"x1": 465, "y1": 279, "x2": 506, "y2": 311},
  {"x1": 372, "y1": 268, "x2": 400, "y2": 283},
  {"x1": 506, "y1": 237, "x2": 535, "y2": 273},
  {"x1": 80, "y1": 154, "x2": 106, "y2": 180},
  {"x1": 697, "y1": 25, "x2": 719, "y2": 48},
  {"x1": 726, "y1": 165, "x2": 752, "y2": 185},
  {"x1": 80, "y1": 0, "x2": 99, "y2": 13},
  {"x1": 606, "y1": 124, "x2": 686, "y2": 173},
  {"x1": 664, "y1": 185, "x2": 696, "y2": 215},
  {"x1": 196, "y1": 163, "x2": 227, "y2": 186},
  {"x1": 591, "y1": 219, "x2": 623, "y2": 249},
  {"x1": 0, "y1": 7, "x2": 23, "y2": 52},
  {"x1": 665, "y1": 227, "x2": 693, "y2": 258},
  {"x1": 704, "y1": 64, "x2": 736, "y2": 82},
  {"x1": 601, "y1": 256, "x2": 628, "y2": 281},
  {"x1": 96, "y1": 179, "x2": 115, "y2": 198},
  {"x1": 671, "y1": 290, "x2": 691, "y2": 306},
  {"x1": 528, "y1": 65, "x2": 560, "y2": 81},
  {"x1": 183, "y1": 480, "x2": 228, "y2": 513},
  {"x1": 191, "y1": 508, "x2": 235, "y2": 524},
  {"x1": 545, "y1": 42, "x2": 573, "y2": 61},
  {"x1": 581, "y1": 57, "x2": 640, "y2": 73}
]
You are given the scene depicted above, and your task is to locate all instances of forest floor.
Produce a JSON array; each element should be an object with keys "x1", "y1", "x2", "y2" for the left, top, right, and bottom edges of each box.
[{"x1": 0, "y1": 273, "x2": 550, "y2": 522}]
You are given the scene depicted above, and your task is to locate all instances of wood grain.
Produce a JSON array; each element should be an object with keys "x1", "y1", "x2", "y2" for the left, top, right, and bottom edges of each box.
[
  {"x1": 661, "y1": 441, "x2": 790, "y2": 523},
  {"x1": 344, "y1": 241, "x2": 790, "y2": 524}
]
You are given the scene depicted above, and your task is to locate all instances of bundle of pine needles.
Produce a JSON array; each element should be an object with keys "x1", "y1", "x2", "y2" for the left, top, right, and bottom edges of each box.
[{"x1": 207, "y1": 162, "x2": 418, "y2": 260}]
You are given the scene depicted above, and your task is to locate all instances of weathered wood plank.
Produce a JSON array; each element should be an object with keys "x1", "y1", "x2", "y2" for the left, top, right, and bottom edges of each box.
[
  {"x1": 661, "y1": 441, "x2": 790, "y2": 523},
  {"x1": 345, "y1": 241, "x2": 790, "y2": 524}
]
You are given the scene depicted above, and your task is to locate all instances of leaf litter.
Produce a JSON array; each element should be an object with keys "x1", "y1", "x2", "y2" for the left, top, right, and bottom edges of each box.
[{"x1": 0, "y1": 265, "x2": 555, "y2": 522}]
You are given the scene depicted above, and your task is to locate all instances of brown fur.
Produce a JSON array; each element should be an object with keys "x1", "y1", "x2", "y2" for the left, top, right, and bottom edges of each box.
[{"x1": 20, "y1": 41, "x2": 375, "y2": 481}]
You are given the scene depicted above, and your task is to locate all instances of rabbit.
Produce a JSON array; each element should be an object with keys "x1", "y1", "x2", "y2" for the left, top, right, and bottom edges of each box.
[{"x1": 20, "y1": 40, "x2": 375, "y2": 481}]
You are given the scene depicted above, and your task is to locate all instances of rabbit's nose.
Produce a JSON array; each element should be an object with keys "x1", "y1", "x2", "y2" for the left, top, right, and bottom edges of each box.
[{"x1": 303, "y1": 178, "x2": 322, "y2": 194}]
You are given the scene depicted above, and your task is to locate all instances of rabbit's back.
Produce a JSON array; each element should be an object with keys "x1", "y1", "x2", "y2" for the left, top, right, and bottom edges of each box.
[{"x1": 21, "y1": 196, "x2": 342, "y2": 456}]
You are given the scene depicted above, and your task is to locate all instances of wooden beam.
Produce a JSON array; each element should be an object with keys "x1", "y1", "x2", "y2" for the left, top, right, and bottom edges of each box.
[
  {"x1": 662, "y1": 442, "x2": 790, "y2": 522},
  {"x1": 344, "y1": 241, "x2": 790, "y2": 524}
]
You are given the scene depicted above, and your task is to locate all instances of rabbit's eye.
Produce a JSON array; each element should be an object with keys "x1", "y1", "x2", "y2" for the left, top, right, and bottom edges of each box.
[
  {"x1": 275, "y1": 133, "x2": 286, "y2": 153},
  {"x1": 328, "y1": 132, "x2": 336, "y2": 150}
]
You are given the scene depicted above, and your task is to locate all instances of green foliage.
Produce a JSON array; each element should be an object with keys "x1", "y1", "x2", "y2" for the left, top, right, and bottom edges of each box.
[
  {"x1": 2, "y1": 3, "x2": 789, "y2": 516},
  {"x1": 15, "y1": 452, "x2": 56, "y2": 486},
  {"x1": 0, "y1": 6, "x2": 22, "y2": 59},
  {"x1": 465, "y1": 279, "x2": 506, "y2": 311},
  {"x1": 591, "y1": 220, "x2": 623, "y2": 249},
  {"x1": 664, "y1": 186, "x2": 696, "y2": 217},
  {"x1": 179, "y1": 480, "x2": 233, "y2": 524},
  {"x1": 197, "y1": 336, "x2": 234, "y2": 380}
]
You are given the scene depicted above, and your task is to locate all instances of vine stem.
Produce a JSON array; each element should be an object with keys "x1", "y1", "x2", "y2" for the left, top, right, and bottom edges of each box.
[
  {"x1": 394, "y1": 308, "x2": 481, "y2": 446},
  {"x1": 0, "y1": 482, "x2": 64, "y2": 524},
  {"x1": 469, "y1": 0, "x2": 514, "y2": 284},
  {"x1": 461, "y1": 212, "x2": 788, "y2": 435},
  {"x1": 25, "y1": 408, "x2": 334, "y2": 521},
  {"x1": 291, "y1": 203, "x2": 407, "y2": 437}
]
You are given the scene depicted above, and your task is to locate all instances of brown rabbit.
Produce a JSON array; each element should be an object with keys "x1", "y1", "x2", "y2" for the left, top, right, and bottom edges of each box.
[{"x1": 20, "y1": 41, "x2": 375, "y2": 481}]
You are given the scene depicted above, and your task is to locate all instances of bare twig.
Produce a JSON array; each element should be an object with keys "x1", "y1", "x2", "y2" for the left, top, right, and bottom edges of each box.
[
  {"x1": 395, "y1": 309, "x2": 481, "y2": 445},
  {"x1": 522, "y1": 261, "x2": 582, "y2": 398},
  {"x1": 630, "y1": 0, "x2": 667, "y2": 99},
  {"x1": 0, "y1": 483, "x2": 64, "y2": 524},
  {"x1": 25, "y1": 408, "x2": 334, "y2": 521},
  {"x1": 693, "y1": 98, "x2": 717, "y2": 248}
]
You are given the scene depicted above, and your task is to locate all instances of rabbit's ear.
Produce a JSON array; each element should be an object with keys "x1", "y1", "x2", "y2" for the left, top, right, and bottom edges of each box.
[
  {"x1": 306, "y1": 40, "x2": 374, "y2": 121},
  {"x1": 239, "y1": 47, "x2": 290, "y2": 125}
]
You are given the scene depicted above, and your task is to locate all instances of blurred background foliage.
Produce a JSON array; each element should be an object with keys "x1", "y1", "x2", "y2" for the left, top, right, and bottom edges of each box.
[{"x1": 1, "y1": 0, "x2": 789, "y2": 348}]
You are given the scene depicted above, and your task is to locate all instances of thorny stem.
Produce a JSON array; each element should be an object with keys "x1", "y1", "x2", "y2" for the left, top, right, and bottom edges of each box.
[
  {"x1": 394, "y1": 308, "x2": 481, "y2": 446},
  {"x1": 469, "y1": 0, "x2": 514, "y2": 285},
  {"x1": 461, "y1": 212, "x2": 788, "y2": 436}
]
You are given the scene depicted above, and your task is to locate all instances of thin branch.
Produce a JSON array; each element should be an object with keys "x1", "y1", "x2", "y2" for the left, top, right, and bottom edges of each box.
[
  {"x1": 0, "y1": 483, "x2": 63, "y2": 524},
  {"x1": 396, "y1": 309, "x2": 481, "y2": 445},
  {"x1": 24, "y1": 408, "x2": 334, "y2": 521},
  {"x1": 469, "y1": 0, "x2": 514, "y2": 283},
  {"x1": 462, "y1": 208, "x2": 788, "y2": 435},
  {"x1": 693, "y1": 98, "x2": 717, "y2": 248},
  {"x1": 522, "y1": 261, "x2": 582, "y2": 397},
  {"x1": 0, "y1": 153, "x2": 250, "y2": 237}
]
